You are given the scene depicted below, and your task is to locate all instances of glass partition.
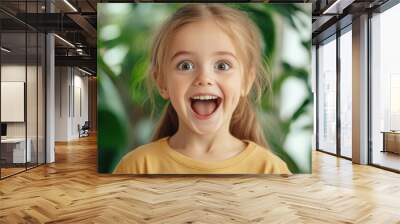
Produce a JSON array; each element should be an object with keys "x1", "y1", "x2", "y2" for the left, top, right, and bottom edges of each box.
[
  {"x1": 317, "y1": 36, "x2": 337, "y2": 154},
  {"x1": 371, "y1": 3, "x2": 400, "y2": 171},
  {"x1": 339, "y1": 28, "x2": 352, "y2": 158},
  {"x1": 1, "y1": 30, "x2": 28, "y2": 178},
  {"x1": 0, "y1": 1, "x2": 46, "y2": 179}
]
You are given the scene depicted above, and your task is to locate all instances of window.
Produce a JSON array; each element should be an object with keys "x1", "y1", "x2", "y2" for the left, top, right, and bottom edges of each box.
[
  {"x1": 339, "y1": 28, "x2": 352, "y2": 158},
  {"x1": 371, "y1": 3, "x2": 400, "y2": 171},
  {"x1": 317, "y1": 36, "x2": 337, "y2": 154}
]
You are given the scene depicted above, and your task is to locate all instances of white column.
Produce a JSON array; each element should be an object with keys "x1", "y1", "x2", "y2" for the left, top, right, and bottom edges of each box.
[
  {"x1": 46, "y1": 33, "x2": 55, "y2": 163},
  {"x1": 352, "y1": 14, "x2": 369, "y2": 164},
  {"x1": 46, "y1": 1, "x2": 55, "y2": 163}
]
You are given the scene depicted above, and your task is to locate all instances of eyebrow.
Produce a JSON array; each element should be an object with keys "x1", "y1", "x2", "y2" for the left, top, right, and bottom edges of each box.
[
  {"x1": 170, "y1": 51, "x2": 192, "y2": 62},
  {"x1": 170, "y1": 51, "x2": 238, "y2": 62},
  {"x1": 214, "y1": 51, "x2": 238, "y2": 60}
]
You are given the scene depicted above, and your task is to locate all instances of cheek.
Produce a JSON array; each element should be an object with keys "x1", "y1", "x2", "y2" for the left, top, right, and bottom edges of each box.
[
  {"x1": 223, "y1": 71, "x2": 244, "y2": 95},
  {"x1": 221, "y1": 78, "x2": 242, "y2": 108},
  {"x1": 166, "y1": 74, "x2": 189, "y2": 104}
]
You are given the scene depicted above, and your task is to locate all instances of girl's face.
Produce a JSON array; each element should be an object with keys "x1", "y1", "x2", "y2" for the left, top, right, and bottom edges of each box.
[{"x1": 159, "y1": 19, "x2": 247, "y2": 135}]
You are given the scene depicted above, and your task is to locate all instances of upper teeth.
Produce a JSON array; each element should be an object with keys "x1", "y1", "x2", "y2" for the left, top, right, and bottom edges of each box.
[{"x1": 191, "y1": 95, "x2": 218, "y2": 100}]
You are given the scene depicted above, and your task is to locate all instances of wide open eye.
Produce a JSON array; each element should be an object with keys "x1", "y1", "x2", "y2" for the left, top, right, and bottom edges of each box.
[
  {"x1": 214, "y1": 61, "x2": 231, "y2": 71},
  {"x1": 177, "y1": 61, "x2": 194, "y2": 71}
]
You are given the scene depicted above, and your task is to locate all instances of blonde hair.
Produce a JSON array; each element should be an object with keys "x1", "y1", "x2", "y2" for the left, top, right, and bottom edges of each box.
[{"x1": 147, "y1": 3, "x2": 269, "y2": 147}]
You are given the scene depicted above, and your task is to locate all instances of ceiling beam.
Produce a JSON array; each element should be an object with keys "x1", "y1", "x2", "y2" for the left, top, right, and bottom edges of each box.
[
  {"x1": 67, "y1": 13, "x2": 97, "y2": 46},
  {"x1": 55, "y1": 55, "x2": 96, "y2": 72},
  {"x1": 322, "y1": 0, "x2": 356, "y2": 14}
]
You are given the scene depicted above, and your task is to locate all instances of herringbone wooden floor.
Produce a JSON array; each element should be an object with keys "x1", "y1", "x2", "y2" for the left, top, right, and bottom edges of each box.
[{"x1": 1, "y1": 135, "x2": 400, "y2": 224}]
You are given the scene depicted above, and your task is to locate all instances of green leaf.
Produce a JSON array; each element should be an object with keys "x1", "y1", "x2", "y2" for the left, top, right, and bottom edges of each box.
[{"x1": 97, "y1": 66, "x2": 131, "y2": 172}]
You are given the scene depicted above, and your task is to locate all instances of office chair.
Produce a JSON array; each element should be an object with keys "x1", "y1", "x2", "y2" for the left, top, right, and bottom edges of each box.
[{"x1": 79, "y1": 121, "x2": 90, "y2": 138}]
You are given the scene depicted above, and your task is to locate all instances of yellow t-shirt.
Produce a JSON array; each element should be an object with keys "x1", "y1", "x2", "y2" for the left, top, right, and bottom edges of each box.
[{"x1": 113, "y1": 137, "x2": 292, "y2": 174}]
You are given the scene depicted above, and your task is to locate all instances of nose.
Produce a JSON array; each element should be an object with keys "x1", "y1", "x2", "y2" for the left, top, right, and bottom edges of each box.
[{"x1": 193, "y1": 69, "x2": 214, "y2": 87}]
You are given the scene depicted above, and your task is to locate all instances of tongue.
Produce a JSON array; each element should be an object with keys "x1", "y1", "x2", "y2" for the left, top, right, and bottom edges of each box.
[{"x1": 192, "y1": 100, "x2": 217, "y2": 116}]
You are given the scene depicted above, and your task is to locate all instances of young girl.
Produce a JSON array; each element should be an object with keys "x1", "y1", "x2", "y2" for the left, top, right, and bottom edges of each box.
[{"x1": 113, "y1": 4, "x2": 291, "y2": 174}]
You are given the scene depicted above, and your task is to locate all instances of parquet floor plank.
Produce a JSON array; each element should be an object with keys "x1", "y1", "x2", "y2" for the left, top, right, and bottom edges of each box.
[{"x1": 0, "y1": 135, "x2": 399, "y2": 223}]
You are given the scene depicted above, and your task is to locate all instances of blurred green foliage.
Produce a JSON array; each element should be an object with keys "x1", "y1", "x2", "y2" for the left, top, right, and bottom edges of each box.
[{"x1": 98, "y1": 3, "x2": 312, "y2": 173}]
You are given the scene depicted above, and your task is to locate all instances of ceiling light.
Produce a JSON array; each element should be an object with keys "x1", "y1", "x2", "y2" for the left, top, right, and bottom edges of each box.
[
  {"x1": 63, "y1": 0, "x2": 78, "y2": 12},
  {"x1": 76, "y1": 48, "x2": 85, "y2": 55},
  {"x1": 323, "y1": 0, "x2": 343, "y2": 14},
  {"x1": 1, "y1": 47, "x2": 11, "y2": 53},
  {"x1": 78, "y1": 67, "x2": 93, "y2": 76},
  {"x1": 54, "y1": 34, "x2": 75, "y2": 48}
]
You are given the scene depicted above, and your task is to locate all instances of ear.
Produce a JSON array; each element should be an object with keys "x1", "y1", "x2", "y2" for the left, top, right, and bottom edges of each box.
[
  {"x1": 241, "y1": 68, "x2": 256, "y2": 97},
  {"x1": 154, "y1": 71, "x2": 169, "y2": 99}
]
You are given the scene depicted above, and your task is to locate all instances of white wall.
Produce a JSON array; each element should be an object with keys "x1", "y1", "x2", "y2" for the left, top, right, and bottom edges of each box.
[
  {"x1": 1, "y1": 63, "x2": 46, "y2": 164},
  {"x1": 55, "y1": 67, "x2": 89, "y2": 141},
  {"x1": 55, "y1": 66, "x2": 69, "y2": 141},
  {"x1": 1, "y1": 65, "x2": 36, "y2": 137},
  {"x1": 72, "y1": 73, "x2": 89, "y2": 138}
]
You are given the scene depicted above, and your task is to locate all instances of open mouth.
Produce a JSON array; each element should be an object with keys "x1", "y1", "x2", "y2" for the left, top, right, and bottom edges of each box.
[{"x1": 190, "y1": 95, "x2": 222, "y2": 119}]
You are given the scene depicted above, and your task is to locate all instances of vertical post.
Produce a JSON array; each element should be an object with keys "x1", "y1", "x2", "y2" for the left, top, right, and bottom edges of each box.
[
  {"x1": 0, "y1": 19, "x2": 2, "y2": 179},
  {"x1": 315, "y1": 44, "x2": 320, "y2": 151},
  {"x1": 25, "y1": 1, "x2": 28, "y2": 170},
  {"x1": 46, "y1": 0, "x2": 55, "y2": 163},
  {"x1": 352, "y1": 14, "x2": 369, "y2": 164},
  {"x1": 367, "y1": 11, "x2": 373, "y2": 165},
  {"x1": 36, "y1": 0, "x2": 39, "y2": 167},
  {"x1": 336, "y1": 29, "x2": 341, "y2": 157}
]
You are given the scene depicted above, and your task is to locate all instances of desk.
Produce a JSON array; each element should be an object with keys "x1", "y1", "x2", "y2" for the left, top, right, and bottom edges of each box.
[
  {"x1": 381, "y1": 131, "x2": 400, "y2": 154},
  {"x1": 1, "y1": 138, "x2": 31, "y2": 163}
]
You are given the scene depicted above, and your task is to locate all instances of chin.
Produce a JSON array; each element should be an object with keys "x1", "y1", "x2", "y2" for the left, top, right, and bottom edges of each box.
[{"x1": 189, "y1": 120, "x2": 224, "y2": 136}]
